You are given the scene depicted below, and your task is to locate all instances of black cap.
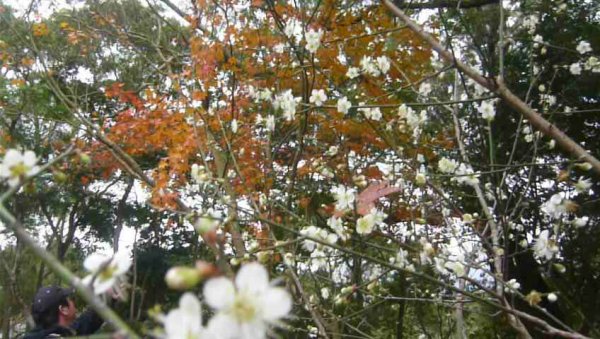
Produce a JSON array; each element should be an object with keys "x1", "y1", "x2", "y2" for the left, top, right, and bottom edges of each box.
[{"x1": 31, "y1": 286, "x2": 75, "y2": 315}]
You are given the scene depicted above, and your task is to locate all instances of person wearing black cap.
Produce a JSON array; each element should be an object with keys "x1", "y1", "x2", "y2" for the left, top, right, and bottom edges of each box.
[{"x1": 23, "y1": 286, "x2": 105, "y2": 338}]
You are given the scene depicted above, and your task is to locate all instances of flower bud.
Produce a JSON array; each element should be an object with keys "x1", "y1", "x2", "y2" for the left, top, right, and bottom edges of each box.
[
  {"x1": 165, "y1": 266, "x2": 202, "y2": 290},
  {"x1": 574, "y1": 162, "x2": 592, "y2": 171},
  {"x1": 415, "y1": 173, "x2": 426, "y2": 186},
  {"x1": 79, "y1": 153, "x2": 91, "y2": 165},
  {"x1": 53, "y1": 171, "x2": 67, "y2": 184}
]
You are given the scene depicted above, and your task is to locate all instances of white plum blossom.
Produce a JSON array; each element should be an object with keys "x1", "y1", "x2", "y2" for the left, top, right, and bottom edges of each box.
[
  {"x1": 273, "y1": 43, "x2": 285, "y2": 54},
  {"x1": 360, "y1": 56, "x2": 380, "y2": 77},
  {"x1": 361, "y1": 107, "x2": 381, "y2": 121},
  {"x1": 572, "y1": 216, "x2": 589, "y2": 228},
  {"x1": 414, "y1": 171, "x2": 427, "y2": 186},
  {"x1": 576, "y1": 41, "x2": 592, "y2": 54},
  {"x1": 203, "y1": 262, "x2": 292, "y2": 339},
  {"x1": 332, "y1": 185, "x2": 355, "y2": 210},
  {"x1": 356, "y1": 213, "x2": 376, "y2": 235},
  {"x1": 305, "y1": 29, "x2": 323, "y2": 54},
  {"x1": 369, "y1": 208, "x2": 387, "y2": 227},
  {"x1": 438, "y1": 157, "x2": 459, "y2": 173},
  {"x1": 418, "y1": 83, "x2": 432, "y2": 96},
  {"x1": 300, "y1": 225, "x2": 338, "y2": 252},
  {"x1": 265, "y1": 115, "x2": 275, "y2": 132},
  {"x1": 573, "y1": 216, "x2": 589, "y2": 228},
  {"x1": 376, "y1": 56, "x2": 390, "y2": 74},
  {"x1": 164, "y1": 293, "x2": 207, "y2": 338},
  {"x1": 541, "y1": 193, "x2": 568, "y2": 219},
  {"x1": 191, "y1": 164, "x2": 210, "y2": 184},
  {"x1": 346, "y1": 67, "x2": 360, "y2": 79},
  {"x1": 505, "y1": 279, "x2": 521, "y2": 293},
  {"x1": 533, "y1": 230, "x2": 559, "y2": 261},
  {"x1": 406, "y1": 109, "x2": 427, "y2": 129},
  {"x1": 325, "y1": 146, "x2": 338, "y2": 157},
  {"x1": 444, "y1": 261, "x2": 465, "y2": 278},
  {"x1": 82, "y1": 251, "x2": 132, "y2": 294},
  {"x1": 337, "y1": 97, "x2": 352, "y2": 114},
  {"x1": 273, "y1": 90, "x2": 300, "y2": 121},
  {"x1": 254, "y1": 88, "x2": 272, "y2": 102},
  {"x1": 453, "y1": 163, "x2": 480, "y2": 187},
  {"x1": 584, "y1": 56, "x2": 600, "y2": 73},
  {"x1": 397, "y1": 104, "x2": 412, "y2": 118},
  {"x1": 327, "y1": 216, "x2": 348, "y2": 241},
  {"x1": 309, "y1": 89, "x2": 327, "y2": 107},
  {"x1": 320, "y1": 287, "x2": 330, "y2": 300},
  {"x1": 569, "y1": 63, "x2": 582, "y2": 75},
  {"x1": 283, "y1": 20, "x2": 302, "y2": 43},
  {"x1": 393, "y1": 249, "x2": 415, "y2": 271},
  {"x1": 0, "y1": 149, "x2": 40, "y2": 187},
  {"x1": 477, "y1": 101, "x2": 496, "y2": 121}
]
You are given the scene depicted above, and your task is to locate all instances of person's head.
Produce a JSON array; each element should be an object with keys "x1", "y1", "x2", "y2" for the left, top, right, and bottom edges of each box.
[{"x1": 31, "y1": 286, "x2": 77, "y2": 329}]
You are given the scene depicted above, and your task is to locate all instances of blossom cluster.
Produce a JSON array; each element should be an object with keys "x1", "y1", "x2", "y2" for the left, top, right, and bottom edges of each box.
[{"x1": 162, "y1": 262, "x2": 292, "y2": 339}]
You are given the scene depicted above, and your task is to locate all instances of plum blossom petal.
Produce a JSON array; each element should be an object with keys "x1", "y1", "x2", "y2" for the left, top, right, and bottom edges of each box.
[
  {"x1": 235, "y1": 262, "x2": 270, "y2": 294},
  {"x1": 261, "y1": 287, "x2": 292, "y2": 321},
  {"x1": 203, "y1": 277, "x2": 235, "y2": 310}
]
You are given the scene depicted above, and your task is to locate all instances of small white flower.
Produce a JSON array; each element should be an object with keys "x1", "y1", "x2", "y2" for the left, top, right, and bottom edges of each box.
[
  {"x1": 305, "y1": 29, "x2": 323, "y2": 54},
  {"x1": 191, "y1": 164, "x2": 208, "y2": 184},
  {"x1": 584, "y1": 56, "x2": 600, "y2": 73},
  {"x1": 273, "y1": 43, "x2": 285, "y2": 54},
  {"x1": 362, "y1": 107, "x2": 382, "y2": 121},
  {"x1": 320, "y1": 288, "x2": 330, "y2": 300},
  {"x1": 397, "y1": 104, "x2": 412, "y2": 118},
  {"x1": 533, "y1": 230, "x2": 559, "y2": 261},
  {"x1": 394, "y1": 249, "x2": 414, "y2": 271},
  {"x1": 82, "y1": 251, "x2": 132, "y2": 294},
  {"x1": 346, "y1": 67, "x2": 360, "y2": 79},
  {"x1": 547, "y1": 292, "x2": 558, "y2": 303},
  {"x1": 309, "y1": 89, "x2": 327, "y2": 107},
  {"x1": 541, "y1": 193, "x2": 568, "y2": 219},
  {"x1": 327, "y1": 216, "x2": 348, "y2": 241},
  {"x1": 418, "y1": 83, "x2": 432, "y2": 96},
  {"x1": 575, "y1": 177, "x2": 592, "y2": 193},
  {"x1": 444, "y1": 261, "x2": 465, "y2": 277},
  {"x1": 376, "y1": 56, "x2": 390, "y2": 74},
  {"x1": 576, "y1": 41, "x2": 592, "y2": 54},
  {"x1": 0, "y1": 149, "x2": 40, "y2": 187},
  {"x1": 453, "y1": 163, "x2": 480, "y2": 187},
  {"x1": 284, "y1": 20, "x2": 302, "y2": 42},
  {"x1": 204, "y1": 262, "x2": 292, "y2": 339},
  {"x1": 337, "y1": 97, "x2": 352, "y2": 115},
  {"x1": 231, "y1": 119, "x2": 238, "y2": 133},
  {"x1": 477, "y1": 101, "x2": 496, "y2": 122},
  {"x1": 164, "y1": 293, "x2": 207, "y2": 338},
  {"x1": 265, "y1": 115, "x2": 275, "y2": 132},
  {"x1": 325, "y1": 146, "x2": 338, "y2": 157},
  {"x1": 406, "y1": 109, "x2": 427, "y2": 129},
  {"x1": 332, "y1": 185, "x2": 355, "y2": 211},
  {"x1": 505, "y1": 279, "x2": 521, "y2": 293},
  {"x1": 572, "y1": 216, "x2": 589, "y2": 228},
  {"x1": 438, "y1": 157, "x2": 459, "y2": 173},
  {"x1": 360, "y1": 56, "x2": 380, "y2": 77},
  {"x1": 569, "y1": 63, "x2": 582, "y2": 75},
  {"x1": 273, "y1": 90, "x2": 300, "y2": 121},
  {"x1": 356, "y1": 214, "x2": 376, "y2": 235}
]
